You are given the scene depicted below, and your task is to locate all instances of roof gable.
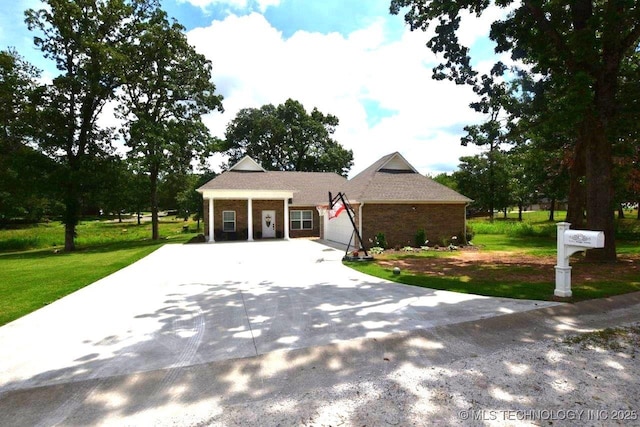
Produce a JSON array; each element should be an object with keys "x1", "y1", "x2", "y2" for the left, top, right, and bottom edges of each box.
[
  {"x1": 344, "y1": 152, "x2": 471, "y2": 203},
  {"x1": 377, "y1": 152, "x2": 418, "y2": 173},
  {"x1": 229, "y1": 156, "x2": 266, "y2": 172}
]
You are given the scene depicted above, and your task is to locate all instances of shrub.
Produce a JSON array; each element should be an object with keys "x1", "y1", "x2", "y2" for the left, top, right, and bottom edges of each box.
[
  {"x1": 369, "y1": 246, "x2": 385, "y2": 255},
  {"x1": 464, "y1": 224, "x2": 475, "y2": 243},
  {"x1": 415, "y1": 229, "x2": 427, "y2": 248},
  {"x1": 374, "y1": 232, "x2": 387, "y2": 249}
]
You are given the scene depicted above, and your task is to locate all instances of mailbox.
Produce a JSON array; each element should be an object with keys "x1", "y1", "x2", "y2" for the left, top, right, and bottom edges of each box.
[
  {"x1": 555, "y1": 222, "x2": 605, "y2": 297},
  {"x1": 563, "y1": 230, "x2": 605, "y2": 249}
]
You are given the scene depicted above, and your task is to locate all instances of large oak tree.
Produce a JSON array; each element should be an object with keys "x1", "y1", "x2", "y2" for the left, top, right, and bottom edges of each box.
[
  {"x1": 25, "y1": 0, "x2": 158, "y2": 251},
  {"x1": 224, "y1": 98, "x2": 353, "y2": 176},
  {"x1": 391, "y1": 0, "x2": 640, "y2": 260},
  {"x1": 117, "y1": 8, "x2": 223, "y2": 240}
]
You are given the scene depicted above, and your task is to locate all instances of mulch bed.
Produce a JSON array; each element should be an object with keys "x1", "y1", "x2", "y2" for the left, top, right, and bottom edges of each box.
[{"x1": 377, "y1": 249, "x2": 640, "y2": 284}]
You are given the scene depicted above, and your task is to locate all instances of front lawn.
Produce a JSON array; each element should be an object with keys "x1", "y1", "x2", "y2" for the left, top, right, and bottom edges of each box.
[
  {"x1": 346, "y1": 212, "x2": 640, "y2": 302},
  {"x1": 0, "y1": 217, "x2": 200, "y2": 326}
]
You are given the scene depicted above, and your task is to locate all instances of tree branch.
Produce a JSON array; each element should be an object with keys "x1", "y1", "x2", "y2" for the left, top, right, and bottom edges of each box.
[{"x1": 523, "y1": 0, "x2": 577, "y2": 73}]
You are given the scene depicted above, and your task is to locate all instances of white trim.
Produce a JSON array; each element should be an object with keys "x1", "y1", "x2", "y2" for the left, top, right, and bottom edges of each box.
[
  {"x1": 208, "y1": 198, "x2": 214, "y2": 242},
  {"x1": 228, "y1": 155, "x2": 266, "y2": 172},
  {"x1": 290, "y1": 209, "x2": 313, "y2": 230},
  {"x1": 283, "y1": 199, "x2": 290, "y2": 240},
  {"x1": 464, "y1": 203, "x2": 468, "y2": 243},
  {"x1": 352, "y1": 200, "x2": 469, "y2": 205},
  {"x1": 222, "y1": 210, "x2": 236, "y2": 232},
  {"x1": 377, "y1": 152, "x2": 418, "y2": 173},
  {"x1": 247, "y1": 198, "x2": 253, "y2": 241},
  {"x1": 358, "y1": 202, "x2": 364, "y2": 239},
  {"x1": 199, "y1": 189, "x2": 294, "y2": 200}
]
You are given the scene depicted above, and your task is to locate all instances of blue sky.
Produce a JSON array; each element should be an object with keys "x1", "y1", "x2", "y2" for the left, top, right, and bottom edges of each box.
[{"x1": 1, "y1": 0, "x2": 508, "y2": 175}]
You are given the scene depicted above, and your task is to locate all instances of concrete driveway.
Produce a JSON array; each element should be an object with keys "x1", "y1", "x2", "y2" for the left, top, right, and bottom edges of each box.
[{"x1": 0, "y1": 239, "x2": 559, "y2": 422}]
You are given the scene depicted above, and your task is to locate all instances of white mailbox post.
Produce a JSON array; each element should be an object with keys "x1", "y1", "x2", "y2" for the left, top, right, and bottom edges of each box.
[{"x1": 555, "y1": 222, "x2": 605, "y2": 297}]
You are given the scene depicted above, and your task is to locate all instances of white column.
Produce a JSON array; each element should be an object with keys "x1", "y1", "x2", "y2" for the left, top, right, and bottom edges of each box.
[
  {"x1": 554, "y1": 222, "x2": 571, "y2": 297},
  {"x1": 208, "y1": 198, "x2": 215, "y2": 243},
  {"x1": 247, "y1": 198, "x2": 253, "y2": 241},
  {"x1": 283, "y1": 198, "x2": 290, "y2": 240}
]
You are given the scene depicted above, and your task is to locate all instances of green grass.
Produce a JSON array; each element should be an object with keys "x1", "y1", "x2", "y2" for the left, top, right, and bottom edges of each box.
[
  {"x1": 346, "y1": 260, "x2": 640, "y2": 302},
  {"x1": 0, "y1": 216, "x2": 202, "y2": 252},
  {"x1": 0, "y1": 242, "x2": 164, "y2": 326},
  {"x1": 0, "y1": 217, "x2": 201, "y2": 326},
  {"x1": 347, "y1": 261, "x2": 557, "y2": 300},
  {"x1": 346, "y1": 210, "x2": 640, "y2": 302}
]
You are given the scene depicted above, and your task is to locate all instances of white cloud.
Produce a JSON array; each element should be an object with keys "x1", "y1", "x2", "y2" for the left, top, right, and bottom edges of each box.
[
  {"x1": 178, "y1": 0, "x2": 280, "y2": 13},
  {"x1": 189, "y1": 12, "x2": 487, "y2": 176}
]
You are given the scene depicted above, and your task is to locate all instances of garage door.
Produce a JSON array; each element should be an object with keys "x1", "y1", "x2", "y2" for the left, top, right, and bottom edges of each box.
[{"x1": 324, "y1": 210, "x2": 355, "y2": 246}]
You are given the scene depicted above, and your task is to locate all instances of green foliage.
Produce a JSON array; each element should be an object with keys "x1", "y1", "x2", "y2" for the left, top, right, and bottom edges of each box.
[
  {"x1": 224, "y1": 98, "x2": 353, "y2": 176},
  {"x1": 0, "y1": 49, "x2": 58, "y2": 223},
  {"x1": 469, "y1": 220, "x2": 556, "y2": 238},
  {"x1": 374, "y1": 232, "x2": 387, "y2": 249},
  {"x1": 464, "y1": 224, "x2": 475, "y2": 243},
  {"x1": 430, "y1": 172, "x2": 458, "y2": 191},
  {"x1": 390, "y1": 0, "x2": 640, "y2": 260},
  {"x1": 369, "y1": 246, "x2": 385, "y2": 255},
  {"x1": 415, "y1": 228, "x2": 427, "y2": 248},
  {"x1": 116, "y1": 6, "x2": 223, "y2": 240},
  {"x1": 25, "y1": 0, "x2": 162, "y2": 250}
]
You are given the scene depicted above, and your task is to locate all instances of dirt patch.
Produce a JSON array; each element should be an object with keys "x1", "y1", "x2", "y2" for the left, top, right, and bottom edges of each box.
[{"x1": 378, "y1": 251, "x2": 640, "y2": 284}]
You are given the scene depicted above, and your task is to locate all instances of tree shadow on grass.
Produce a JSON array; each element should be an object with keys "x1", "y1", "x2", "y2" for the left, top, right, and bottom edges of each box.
[{"x1": 0, "y1": 239, "x2": 185, "y2": 261}]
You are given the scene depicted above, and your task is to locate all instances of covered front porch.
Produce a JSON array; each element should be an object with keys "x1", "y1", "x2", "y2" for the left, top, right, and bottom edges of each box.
[{"x1": 200, "y1": 189, "x2": 294, "y2": 243}]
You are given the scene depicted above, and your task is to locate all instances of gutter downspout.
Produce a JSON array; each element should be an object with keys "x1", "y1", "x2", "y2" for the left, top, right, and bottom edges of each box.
[
  {"x1": 464, "y1": 202, "x2": 468, "y2": 244},
  {"x1": 359, "y1": 202, "x2": 364, "y2": 242}
]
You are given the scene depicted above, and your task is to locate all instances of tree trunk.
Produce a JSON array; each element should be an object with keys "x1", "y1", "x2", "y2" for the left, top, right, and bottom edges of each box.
[
  {"x1": 585, "y1": 118, "x2": 616, "y2": 261},
  {"x1": 137, "y1": 209, "x2": 142, "y2": 225},
  {"x1": 118, "y1": 211, "x2": 122, "y2": 223},
  {"x1": 566, "y1": 137, "x2": 586, "y2": 228},
  {"x1": 150, "y1": 167, "x2": 159, "y2": 240},
  {"x1": 488, "y1": 148, "x2": 495, "y2": 223},
  {"x1": 549, "y1": 198, "x2": 556, "y2": 222},
  {"x1": 503, "y1": 208, "x2": 508, "y2": 219},
  {"x1": 63, "y1": 176, "x2": 79, "y2": 252},
  {"x1": 617, "y1": 204, "x2": 625, "y2": 219},
  {"x1": 64, "y1": 223, "x2": 76, "y2": 251},
  {"x1": 518, "y1": 203, "x2": 523, "y2": 221}
]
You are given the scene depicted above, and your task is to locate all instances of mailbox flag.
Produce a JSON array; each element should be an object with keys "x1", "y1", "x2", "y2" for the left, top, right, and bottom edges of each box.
[{"x1": 329, "y1": 200, "x2": 345, "y2": 220}]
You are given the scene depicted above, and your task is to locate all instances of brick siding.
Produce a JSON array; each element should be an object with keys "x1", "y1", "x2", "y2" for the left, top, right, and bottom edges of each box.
[
  {"x1": 202, "y1": 200, "x2": 320, "y2": 240},
  {"x1": 362, "y1": 203, "x2": 466, "y2": 248}
]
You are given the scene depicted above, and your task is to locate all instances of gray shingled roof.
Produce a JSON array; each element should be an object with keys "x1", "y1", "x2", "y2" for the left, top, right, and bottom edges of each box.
[
  {"x1": 198, "y1": 171, "x2": 347, "y2": 206},
  {"x1": 198, "y1": 152, "x2": 471, "y2": 205},
  {"x1": 343, "y1": 152, "x2": 472, "y2": 203}
]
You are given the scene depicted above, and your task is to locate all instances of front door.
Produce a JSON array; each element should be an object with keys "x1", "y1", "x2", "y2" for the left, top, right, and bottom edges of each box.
[{"x1": 262, "y1": 210, "x2": 276, "y2": 238}]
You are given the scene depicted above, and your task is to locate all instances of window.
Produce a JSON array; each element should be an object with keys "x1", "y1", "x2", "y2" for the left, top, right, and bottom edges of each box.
[
  {"x1": 222, "y1": 211, "x2": 236, "y2": 232},
  {"x1": 291, "y1": 210, "x2": 313, "y2": 230}
]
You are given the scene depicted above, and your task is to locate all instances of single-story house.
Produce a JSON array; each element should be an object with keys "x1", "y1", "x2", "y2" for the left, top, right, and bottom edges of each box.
[{"x1": 197, "y1": 152, "x2": 471, "y2": 247}]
